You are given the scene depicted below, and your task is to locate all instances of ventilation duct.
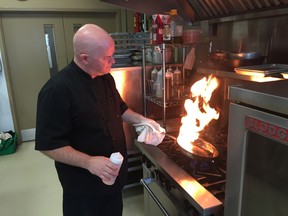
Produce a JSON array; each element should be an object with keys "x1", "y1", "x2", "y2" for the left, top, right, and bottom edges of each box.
[{"x1": 101, "y1": 0, "x2": 288, "y2": 21}]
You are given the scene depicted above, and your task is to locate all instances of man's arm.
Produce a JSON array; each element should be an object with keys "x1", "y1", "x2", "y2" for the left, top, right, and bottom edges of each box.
[
  {"x1": 41, "y1": 146, "x2": 118, "y2": 181},
  {"x1": 121, "y1": 108, "x2": 147, "y2": 124}
]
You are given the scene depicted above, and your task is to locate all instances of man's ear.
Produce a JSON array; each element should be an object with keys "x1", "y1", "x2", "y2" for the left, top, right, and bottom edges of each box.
[{"x1": 80, "y1": 53, "x2": 89, "y2": 64}]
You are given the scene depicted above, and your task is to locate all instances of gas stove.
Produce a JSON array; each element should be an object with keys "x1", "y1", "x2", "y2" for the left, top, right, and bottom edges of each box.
[
  {"x1": 157, "y1": 136, "x2": 227, "y2": 202},
  {"x1": 136, "y1": 132, "x2": 227, "y2": 216}
]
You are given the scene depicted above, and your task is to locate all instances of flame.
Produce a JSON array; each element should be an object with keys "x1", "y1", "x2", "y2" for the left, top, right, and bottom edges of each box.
[{"x1": 177, "y1": 75, "x2": 219, "y2": 152}]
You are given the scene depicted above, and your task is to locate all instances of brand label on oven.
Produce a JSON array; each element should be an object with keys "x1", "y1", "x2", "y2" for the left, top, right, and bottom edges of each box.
[{"x1": 245, "y1": 116, "x2": 288, "y2": 143}]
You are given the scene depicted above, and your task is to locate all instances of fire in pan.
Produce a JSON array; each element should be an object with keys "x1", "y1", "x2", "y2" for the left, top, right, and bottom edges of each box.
[{"x1": 165, "y1": 134, "x2": 219, "y2": 160}]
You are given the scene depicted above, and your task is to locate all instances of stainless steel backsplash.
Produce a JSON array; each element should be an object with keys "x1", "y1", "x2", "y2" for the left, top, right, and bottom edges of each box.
[{"x1": 197, "y1": 13, "x2": 288, "y2": 64}]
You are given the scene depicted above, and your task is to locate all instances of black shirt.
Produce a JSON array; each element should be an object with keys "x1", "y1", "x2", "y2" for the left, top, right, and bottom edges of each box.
[{"x1": 35, "y1": 61, "x2": 128, "y2": 194}]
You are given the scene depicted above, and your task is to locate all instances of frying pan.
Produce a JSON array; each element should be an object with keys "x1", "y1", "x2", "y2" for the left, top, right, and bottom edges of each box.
[{"x1": 165, "y1": 134, "x2": 219, "y2": 160}]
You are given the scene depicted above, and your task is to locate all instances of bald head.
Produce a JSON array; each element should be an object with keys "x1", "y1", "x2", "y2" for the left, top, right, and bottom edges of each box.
[
  {"x1": 72, "y1": 24, "x2": 115, "y2": 77},
  {"x1": 73, "y1": 24, "x2": 113, "y2": 58}
]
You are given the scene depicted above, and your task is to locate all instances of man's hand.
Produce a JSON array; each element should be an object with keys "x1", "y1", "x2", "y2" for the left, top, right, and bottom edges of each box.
[{"x1": 86, "y1": 156, "x2": 119, "y2": 181}]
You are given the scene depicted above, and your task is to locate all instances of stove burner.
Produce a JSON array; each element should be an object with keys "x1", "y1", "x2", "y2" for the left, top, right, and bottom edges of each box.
[{"x1": 157, "y1": 136, "x2": 227, "y2": 202}]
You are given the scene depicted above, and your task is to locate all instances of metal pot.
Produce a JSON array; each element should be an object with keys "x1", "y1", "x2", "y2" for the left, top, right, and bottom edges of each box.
[
  {"x1": 145, "y1": 48, "x2": 153, "y2": 63},
  {"x1": 152, "y1": 46, "x2": 173, "y2": 64}
]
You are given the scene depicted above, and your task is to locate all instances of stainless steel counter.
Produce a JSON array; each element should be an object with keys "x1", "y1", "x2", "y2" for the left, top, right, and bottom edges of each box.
[
  {"x1": 135, "y1": 140, "x2": 223, "y2": 216},
  {"x1": 228, "y1": 80, "x2": 288, "y2": 116}
]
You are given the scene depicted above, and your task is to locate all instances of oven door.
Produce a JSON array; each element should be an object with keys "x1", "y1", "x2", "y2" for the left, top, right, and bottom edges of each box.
[
  {"x1": 141, "y1": 163, "x2": 190, "y2": 216},
  {"x1": 225, "y1": 103, "x2": 288, "y2": 216}
]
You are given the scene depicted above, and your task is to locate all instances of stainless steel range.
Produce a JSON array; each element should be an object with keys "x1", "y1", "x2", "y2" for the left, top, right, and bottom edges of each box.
[
  {"x1": 135, "y1": 69, "x2": 287, "y2": 216},
  {"x1": 136, "y1": 135, "x2": 226, "y2": 215},
  {"x1": 225, "y1": 79, "x2": 288, "y2": 216},
  {"x1": 135, "y1": 113, "x2": 228, "y2": 216}
]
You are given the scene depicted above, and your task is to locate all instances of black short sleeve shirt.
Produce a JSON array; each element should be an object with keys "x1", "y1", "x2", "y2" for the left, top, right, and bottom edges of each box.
[{"x1": 35, "y1": 61, "x2": 128, "y2": 194}]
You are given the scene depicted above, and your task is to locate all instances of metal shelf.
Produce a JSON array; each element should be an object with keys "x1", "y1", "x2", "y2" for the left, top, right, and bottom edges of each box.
[
  {"x1": 144, "y1": 95, "x2": 184, "y2": 107},
  {"x1": 110, "y1": 32, "x2": 149, "y2": 51},
  {"x1": 142, "y1": 43, "x2": 188, "y2": 129}
]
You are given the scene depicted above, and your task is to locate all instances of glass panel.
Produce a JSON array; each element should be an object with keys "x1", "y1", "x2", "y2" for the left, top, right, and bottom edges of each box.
[
  {"x1": 242, "y1": 131, "x2": 288, "y2": 216},
  {"x1": 44, "y1": 24, "x2": 58, "y2": 77}
]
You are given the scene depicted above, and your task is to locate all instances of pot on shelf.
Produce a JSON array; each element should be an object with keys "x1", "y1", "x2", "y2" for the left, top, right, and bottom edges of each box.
[{"x1": 152, "y1": 46, "x2": 173, "y2": 64}]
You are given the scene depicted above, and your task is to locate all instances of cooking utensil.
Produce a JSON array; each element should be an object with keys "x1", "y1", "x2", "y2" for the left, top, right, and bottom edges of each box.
[
  {"x1": 165, "y1": 134, "x2": 219, "y2": 159},
  {"x1": 180, "y1": 138, "x2": 219, "y2": 159},
  {"x1": 229, "y1": 51, "x2": 261, "y2": 59},
  {"x1": 152, "y1": 46, "x2": 173, "y2": 64}
]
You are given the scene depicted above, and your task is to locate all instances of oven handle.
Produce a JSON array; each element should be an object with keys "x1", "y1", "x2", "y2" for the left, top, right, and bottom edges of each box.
[{"x1": 140, "y1": 177, "x2": 170, "y2": 216}]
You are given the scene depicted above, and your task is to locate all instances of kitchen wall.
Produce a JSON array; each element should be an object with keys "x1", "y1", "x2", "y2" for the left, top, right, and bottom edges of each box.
[
  {"x1": 196, "y1": 12, "x2": 288, "y2": 65},
  {"x1": 0, "y1": 0, "x2": 115, "y2": 11},
  {"x1": 0, "y1": 0, "x2": 135, "y2": 32}
]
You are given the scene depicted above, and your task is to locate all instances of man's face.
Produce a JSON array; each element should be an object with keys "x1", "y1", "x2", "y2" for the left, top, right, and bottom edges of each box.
[{"x1": 86, "y1": 41, "x2": 115, "y2": 77}]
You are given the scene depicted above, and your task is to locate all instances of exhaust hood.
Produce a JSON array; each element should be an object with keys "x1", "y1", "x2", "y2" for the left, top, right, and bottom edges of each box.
[{"x1": 102, "y1": 0, "x2": 288, "y2": 22}]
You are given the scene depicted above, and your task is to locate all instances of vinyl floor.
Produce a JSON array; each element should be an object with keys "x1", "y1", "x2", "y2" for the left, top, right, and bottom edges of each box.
[{"x1": 0, "y1": 141, "x2": 144, "y2": 216}]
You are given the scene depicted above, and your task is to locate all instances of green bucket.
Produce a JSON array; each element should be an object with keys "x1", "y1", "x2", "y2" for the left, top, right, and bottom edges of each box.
[{"x1": 0, "y1": 131, "x2": 17, "y2": 156}]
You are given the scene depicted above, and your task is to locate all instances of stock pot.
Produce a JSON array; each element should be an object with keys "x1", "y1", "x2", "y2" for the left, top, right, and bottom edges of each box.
[{"x1": 145, "y1": 46, "x2": 173, "y2": 64}]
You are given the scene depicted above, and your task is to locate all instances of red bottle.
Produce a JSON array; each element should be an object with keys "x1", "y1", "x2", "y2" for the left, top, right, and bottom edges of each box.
[
  {"x1": 156, "y1": 14, "x2": 163, "y2": 44},
  {"x1": 134, "y1": 12, "x2": 141, "y2": 32}
]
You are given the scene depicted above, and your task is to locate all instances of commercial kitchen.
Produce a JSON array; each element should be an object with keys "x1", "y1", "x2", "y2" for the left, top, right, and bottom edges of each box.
[{"x1": 1, "y1": 0, "x2": 288, "y2": 216}]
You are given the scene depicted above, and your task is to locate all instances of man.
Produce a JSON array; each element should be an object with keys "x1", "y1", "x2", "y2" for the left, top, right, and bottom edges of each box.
[{"x1": 35, "y1": 24, "x2": 161, "y2": 216}]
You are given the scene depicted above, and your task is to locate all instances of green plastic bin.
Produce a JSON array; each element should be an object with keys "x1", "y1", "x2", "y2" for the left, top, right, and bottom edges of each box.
[{"x1": 0, "y1": 131, "x2": 17, "y2": 156}]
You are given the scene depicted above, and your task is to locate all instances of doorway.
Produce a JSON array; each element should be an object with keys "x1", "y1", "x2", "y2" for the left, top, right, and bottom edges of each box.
[{"x1": 1, "y1": 12, "x2": 120, "y2": 141}]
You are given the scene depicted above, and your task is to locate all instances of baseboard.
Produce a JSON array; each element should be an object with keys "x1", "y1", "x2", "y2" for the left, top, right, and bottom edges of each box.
[{"x1": 21, "y1": 128, "x2": 35, "y2": 142}]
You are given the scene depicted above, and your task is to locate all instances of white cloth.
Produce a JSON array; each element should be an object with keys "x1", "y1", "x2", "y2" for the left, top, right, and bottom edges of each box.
[
  {"x1": 134, "y1": 120, "x2": 166, "y2": 146},
  {"x1": 0, "y1": 132, "x2": 12, "y2": 140}
]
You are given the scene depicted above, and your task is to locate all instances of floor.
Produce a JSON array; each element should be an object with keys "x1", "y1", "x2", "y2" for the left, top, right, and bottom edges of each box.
[{"x1": 0, "y1": 141, "x2": 144, "y2": 216}]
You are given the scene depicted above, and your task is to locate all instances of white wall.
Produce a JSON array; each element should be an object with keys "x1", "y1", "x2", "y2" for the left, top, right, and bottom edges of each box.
[{"x1": 0, "y1": 50, "x2": 14, "y2": 132}]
